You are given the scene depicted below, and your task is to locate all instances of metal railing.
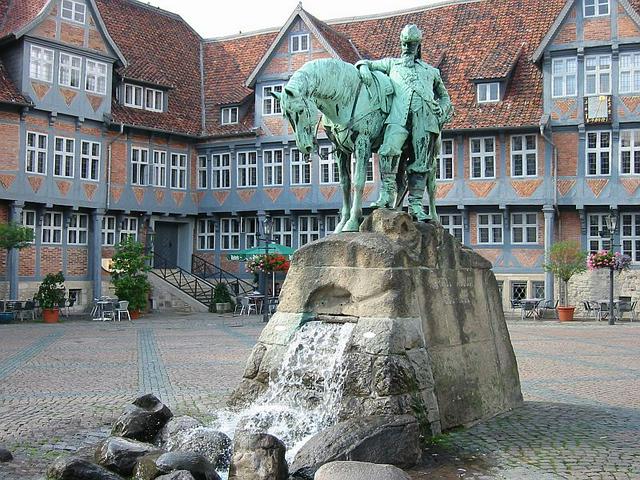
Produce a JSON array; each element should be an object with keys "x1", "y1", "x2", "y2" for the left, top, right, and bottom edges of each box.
[
  {"x1": 151, "y1": 251, "x2": 215, "y2": 307},
  {"x1": 191, "y1": 254, "x2": 255, "y2": 297}
]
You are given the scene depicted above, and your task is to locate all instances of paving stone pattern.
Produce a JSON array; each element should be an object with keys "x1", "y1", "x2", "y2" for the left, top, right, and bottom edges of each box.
[{"x1": 0, "y1": 315, "x2": 638, "y2": 479}]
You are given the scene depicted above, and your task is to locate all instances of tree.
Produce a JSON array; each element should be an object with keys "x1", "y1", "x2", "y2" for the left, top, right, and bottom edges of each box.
[
  {"x1": 543, "y1": 240, "x2": 587, "y2": 306},
  {"x1": 110, "y1": 237, "x2": 151, "y2": 311},
  {"x1": 0, "y1": 222, "x2": 34, "y2": 299}
]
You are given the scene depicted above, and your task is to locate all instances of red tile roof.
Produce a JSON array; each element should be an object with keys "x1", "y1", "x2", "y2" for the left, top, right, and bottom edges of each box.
[
  {"x1": 306, "y1": 11, "x2": 361, "y2": 64},
  {"x1": 0, "y1": 0, "x2": 49, "y2": 40},
  {"x1": 468, "y1": 44, "x2": 523, "y2": 81},
  {"x1": 0, "y1": 58, "x2": 28, "y2": 105}
]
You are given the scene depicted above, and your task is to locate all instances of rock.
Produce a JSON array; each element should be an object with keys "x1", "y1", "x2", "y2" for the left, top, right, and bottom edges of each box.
[
  {"x1": 134, "y1": 451, "x2": 220, "y2": 480},
  {"x1": 0, "y1": 446, "x2": 12, "y2": 462},
  {"x1": 290, "y1": 415, "x2": 420, "y2": 479},
  {"x1": 156, "y1": 471, "x2": 197, "y2": 480},
  {"x1": 47, "y1": 456, "x2": 125, "y2": 480},
  {"x1": 157, "y1": 415, "x2": 203, "y2": 446},
  {"x1": 111, "y1": 394, "x2": 173, "y2": 443},
  {"x1": 228, "y1": 433, "x2": 288, "y2": 480},
  {"x1": 314, "y1": 461, "x2": 411, "y2": 480},
  {"x1": 95, "y1": 436, "x2": 163, "y2": 476},
  {"x1": 133, "y1": 452, "x2": 164, "y2": 480},
  {"x1": 168, "y1": 427, "x2": 232, "y2": 470}
]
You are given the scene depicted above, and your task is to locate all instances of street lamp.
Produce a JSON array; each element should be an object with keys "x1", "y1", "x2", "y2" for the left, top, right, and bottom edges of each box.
[
  {"x1": 261, "y1": 216, "x2": 272, "y2": 323},
  {"x1": 602, "y1": 212, "x2": 618, "y2": 325}
]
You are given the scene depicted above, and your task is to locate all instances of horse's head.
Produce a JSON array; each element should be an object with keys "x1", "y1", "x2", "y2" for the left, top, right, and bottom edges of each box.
[{"x1": 273, "y1": 85, "x2": 318, "y2": 155}]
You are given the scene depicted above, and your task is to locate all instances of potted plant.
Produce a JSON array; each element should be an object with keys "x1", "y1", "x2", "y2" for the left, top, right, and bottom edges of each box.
[
  {"x1": 110, "y1": 237, "x2": 151, "y2": 319},
  {"x1": 543, "y1": 240, "x2": 587, "y2": 321},
  {"x1": 211, "y1": 283, "x2": 234, "y2": 313},
  {"x1": 34, "y1": 271, "x2": 66, "y2": 323},
  {"x1": 0, "y1": 221, "x2": 34, "y2": 300}
]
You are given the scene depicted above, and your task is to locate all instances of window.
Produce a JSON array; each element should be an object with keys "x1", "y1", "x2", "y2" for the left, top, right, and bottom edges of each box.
[
  {"x1": 152, "y1": 151, "x2": 167, "y2": 187},
  {"x1": 263, "y1": 85, "x2": 283, "y2": 115},
  {"x1": 437, "y1": 139, "x2": 454, "y2": 180},
  {"x1": 22, "y1": 210, "x2": 36, "y2": 242},
  {"x1": 67, "y1": 213, "x2": 88, "y2": 245},
  {"x1": 29, "y1": 45, "x2": 54, "y2": 82},
  {"x1": 291, "y1": 33, "x2": 309, "y2": 53},
  {"x1": 298, "y1": 216, "x2": 320, "y2": 246},
  {"x1": 221, "y1": 107, "x2": 238, "y2": 125},
  {"x1": 212, "y1": 153, "x2": 231, "y2": 189},
  {"x1": 54, "y1": 137, "x2": 75, "y2": 178},
  {"x1": 125, "y1": 84, "x2": 144, "y2": 108},
  {"x1": 291, "y1": 149, "x2": 311, "y2": 185},
  {"x1": 86, "y1": 60, "x2": 107, "y2": 95},
  {"x1": 42, "y1": 212, "x2": 63, "y2": 244},
  {"x1": 584, "y1": 0, "x2": 609, "y2": 17},
  {"x1": 351, "y1": 155, "x2": 375, "y2": 183},
  {"x1": 272, "y1": 216, "x2": 293, "y2": 247},
  {"x1": 170, "y1": 153, "x2": 187, "y2": 189},
  {"x1": 263, "y1": 149, "x2": 283, "y2": 186},
  {"x1": 511, "y1": 134, "x2": 537, "y2": 177},
  {"x1": 80, "y1": 141, "x2": 100, "y2": 181},
  {"x1": 622, "y1": 213, "x2": 640, "y2": 263},
  {"x1": 68, "y1": 288, "x2": 82, "y2": 306},
  {"x1": 511, "y1": 281, "x2": 527, "y2": 302},
  {"x1": 197, "y1": 155, "x2": 208, "y2": 189},
  {"x1": 477, "y1": 213, "x2": 503, "y2": 244},
  {"x1": 440, "y1": 214, "x2": 463, "y2": 242},
  {"x1": 620, "y1": 130, "x2": 640, "y2": 175},
  {"x1": 220, "y1": 218, "x2": 241, "y2": 250},
  {"x1": 197, "y1": 219, "x2": 215, "y2": 250},
  {"x1": 26, "y1": 132, "x2": 47, "y2": 175},
  {"x1": 319, "y1": 147, "x2": 339, "y2": 184},
  {"x1": 58, "y1": 53, "x2": 82, "y2": 89},
  {"x1": 145, "y1": 88, "x2": 163, "y2": 112},
  {"x1": 102, "y1": 215, "x2": 116, "y2": 246},
  {"x1": 470, "y1": 137, "x2": 495, "y2": 179},
  {"x1": 61, "y1": 0, "x2": 86, "y2": 23},
  {"x1": 119, "y1": 217, "x2": 138, "y2": 242},
  {"x1": 477, "y1": 82, "x2": 500, "y2": 103},
  {"x1": 511, "y1": 212, "x2": 538, "y2": 244},
  {"x1": 532, "y1": 281, "x2": 545, "y2": 300},
  {"x1": 588, "y1": 213, "x2": 611, "y2": 253},
  {"x1": 131, "y1": 147, "x2": 149, "y2": 186},
  {"x1": 243, "y1": 217, "x2": 258, "y2": 249},
  {"x1": 237, "y1": 151, "x2": 257, "y2": 187},
  {"x1": 552, "y1": 57, "x2": 577, "y2": 98},
  {"x1": 619, "y1": 53, "x2": 640, "y2": 94},
  {"x1": 324, "y1": 214, "x2": 339, "y2": 235},
  {"x1": 586, "y1": 131, "x2": 611, "y2": 176},
  {"x1": 585, "y1": 55, "x2": 611, "y2": 96}
]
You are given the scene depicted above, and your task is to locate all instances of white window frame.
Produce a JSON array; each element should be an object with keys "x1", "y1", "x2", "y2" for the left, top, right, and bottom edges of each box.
[
  {"x1": 220, "y1": 218, "x2": 241, "y2": 250},
  {"x1": 585, "y1": 54, "x2": 611, "y2": 96},
  {"x1": 221, "y1": 107, "x2": 238, "y2": 125},
  {"x1": 152, "y1": 150, "x2": 167, "y2": 187},
  {"x1": 477, "y1": 213, "x2": 503, "y2": 245},
  {"x1": 29, "y1": 45, "x2": 54, "y2": 83},
  {"x1": 263, "y1": 149, "x2": 283, "y2": 186},
  {"x1": 67, "y1": 213, "x2": 88, "y2": 245},
  {"x1": 324, "y1": 215, "x2": 339, "y2": 235},
  {"x1": 588, "y1": 213, "x2": 611, "y2": 253},
  {"x1": 119, "y1": 217, "x2": 138, "y2": 243},
  {"x1": 80, "y1": 140, "x2": 100, "y2": 181},
  {"x1": 212, "y1": 153, "x2": 231, "y2": 189},
  {"x1": 584, "y1": 0, "x2": 609, "y2": 17},
  {"x1": 440, "y1": 213, "x2": 464, "y2": 242},
  {"x1": 272, "y1": 216, "x2": 293, "y2": 247},
  {"x1": 145, "y1": 88, "x2": 163, "y2": 112},
  {"x1": 237, "y1": 151, "x2": 257, "y2": 188},
  {"x1": 586, "y1": 131, "x2": 611, "y2": 176},
  {"x1": 511, "y1": 212, "x2": 538, "y2": 245},
  {"x1": 477, "y1": 82, "x2": 500, "y2": 103},
  {"x1": 552, "y1": 57, "x2": 577, "y2": 98},
  {"x1": 26, "y1": 131, "x2": 47, "y2": 175},
  {"x1": 291, "y1": 33, "x2": 310, "y2": 53},
  {"x1": 242, "y1": 217, "x2": 258, "y2": 249},
  {"x1": 131, "y1": 147, "x2": 149, "y2": 186},
  {"x1": 22, "y1": 210, "x2": 36, "y2": 243},
  {"x1": 351, "y1": 155, "x2": 375, "y2": 183},
  {"x1": 511, "y1": 134, "x2": 537, "y2": 178},
  {"x1": 42, "y1": 212, "x2": 63, "y2": 245},
  {"x1": 102, "y1": 215, "x2": 116, "y2": 246},
  {"x1": 620, "y1": 130, "x2": 640, "y2": 175},
  {"x1": 291, "y1": 148, "x2": 311, "y2": 185},
  {"x1": 319, "y1": 147, "x2": 339, "y2": 184},
  {"x1": 170, "y1": 153, "x2": 187, "y2": 190},
  {"x1": 619, "y1": 53, "x2": 640, "y2": 94},
  {"x1": 61, "y1": 0, "x2": 86, "y2": 23},
  {"x1": 197, "y1": 155, "x2": 208, "y2": 189},
  {"x1": 298, "y1": 215, "x2": 320, "y2": 246},
  {"x1": 197, "y1": 219, "x2": 215, "y2": 250},
  {"x1": 85, "y1": 60, "x2": 107, "y2": 95},
  {"x1": 470, "y1": 137, "x2": 496, "y2": 179},
  {"x1": 437, "y1": 138, "x2": 454, "y2": 180},
  {"x1": 621, "y1": 213, "x2": 640, "y2": 263},
  {"x1": 263, "y1": 85, "x2": 283, "y2": 115},
  {"x1": 58, "y1": 52, "x2": 82, "y2": 89},
  {"x1": 54, "y1": 136, "x2": 75, "y2": 178},
  {"x1": 125, "y1": 84, "x2": 144, "y2": 109}
]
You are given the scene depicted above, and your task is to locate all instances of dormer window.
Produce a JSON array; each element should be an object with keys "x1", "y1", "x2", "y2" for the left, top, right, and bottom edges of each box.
[
  {"x1": 221, "y1": 106, "x2": 238, "y2": 125},
  {"x1": 477, "y1": 82, "x2": 500, "y2": 103},
  {"x1": 86, "y1": 60, "x2": 107, "y2": 95},
  {"x1": 584, "y1": 0, "x2": 609, "y2": 17},
  {"x1": 59, "y1": 53, "x2": 82, "y2": 89},
  {"x1": 291, "y1": 34, "x2": 309, "y2": 53},
  {"x1": 61, "y1": 0, "x2": 86, "y2": 24},
  {"x1": 125, "y1": 84, "x2": 144, "y2": 108},
  {"x1": 124, "y1": 83, "x2": 165, "y2": 112},
  {"x1": 29, "y1": 45, "x2": 54, "y2": 82},
  {"x1": 145, "y1": 88, "x2": 164, "y2": 112}
]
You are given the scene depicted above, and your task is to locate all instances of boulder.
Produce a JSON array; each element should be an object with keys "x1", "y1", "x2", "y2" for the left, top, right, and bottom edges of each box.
[
  {"x1": 290, "y1": 415, "x2": 420, "y2": 479},
  {"x1": 314, "y1": 461, "x2": 411, "y2": 480},
  {"x1": 228, "y1": 433, "x2": 288, "y2": 480},
  {"x1": 95, "y1": 436, "x2": 163, "y2": 476},
  {"x1": 156, "y1": 471, "x2": 197, "y2": 480},
  {"x1": 47, "y1": 456, "x2": 125, "y2": 480},
  {"x1": 134, "y1": 451, "x2": 220, "y2": 480},
  {"x1": 168, "y1": 427, "x2": 232, "y2": 470},
  {"x1": 111, "y1": 394, "x2": 173, "y2": 443},
  {"x1": 0, "y1": 446, "x2": 12, "y2": 462},
  {"x1": 157, "y1": 415, "x2": 203, "y2": 446}
]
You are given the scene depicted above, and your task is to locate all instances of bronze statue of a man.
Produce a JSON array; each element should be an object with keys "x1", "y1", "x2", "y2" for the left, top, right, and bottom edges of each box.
[{"x1": 356, "y1": 24, "x2": 453, "y2": 221}]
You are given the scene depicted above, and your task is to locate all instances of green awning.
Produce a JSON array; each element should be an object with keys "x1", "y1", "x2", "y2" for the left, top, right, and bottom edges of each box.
[{"x1": 226, "y1": 243, "x2": 295, "y2": 261}]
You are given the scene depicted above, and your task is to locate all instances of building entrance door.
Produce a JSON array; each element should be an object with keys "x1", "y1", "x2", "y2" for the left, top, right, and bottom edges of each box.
[{"x1": 154, "y1": 222, "x2": 179, "y2": 268}]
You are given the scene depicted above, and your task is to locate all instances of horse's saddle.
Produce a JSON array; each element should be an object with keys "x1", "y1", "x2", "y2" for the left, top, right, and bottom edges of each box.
[{"x1": 367, "y1": 71, "x2": 394, "y2": 116}]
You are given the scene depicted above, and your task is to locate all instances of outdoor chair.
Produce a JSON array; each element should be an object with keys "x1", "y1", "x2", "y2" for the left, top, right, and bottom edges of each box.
[
  {"x1": 583, "y1": 301, "x2": 595, "y2": 319},
  {"x1": 21, "y1": 300, "x2": 36, "y2": 321},
  {"x1": 619, "y1": 296, "x2": 632, "y2": 302},
  {"x1": 538, "y1": 299, "x2": 558, "y2": 320},
  {"x1": 520, "y1": 300, "x2": 540, "y2": 320},
  {"x1": 115, "y1": 301, "x2": 132, "y2": 322},
  {"x1": 240, "y1": 296, "x2": 257, "y2": 315},
  {"x1": 616, "y1": 300, "x2": 634, "y2": 322},
  {"x1": 598, "y1": 302, "x2": 610, "y2": 321},
  {"x1": 6, "y1": 301, "x2": 23, "y2": 321},
  {"x1": 101, "y1": 301, "x2": 116, "y2": 321},
  {"x1": 511, "y1": 299, "x2": 522, "y2": 312}
]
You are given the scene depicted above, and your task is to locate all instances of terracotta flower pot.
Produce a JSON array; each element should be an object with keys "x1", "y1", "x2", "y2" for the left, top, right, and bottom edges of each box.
[
  {"x1": 42, "y1": 308, "x2": 60, "y2": 323},
  {"x1": 129, "y1": 309, "x2": 141, "y2": 320},
  {"x1": 557, "y1": 306, "x2": 575, "y2": 322}
]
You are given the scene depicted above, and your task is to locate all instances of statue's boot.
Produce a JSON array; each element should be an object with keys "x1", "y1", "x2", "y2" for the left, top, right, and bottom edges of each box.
[
  {"x1": 372, "y1": 155, "x2": 399, "y2": 209},
  {"x1": 407, "y1": 173, "x2": 429, "y2": 221}
]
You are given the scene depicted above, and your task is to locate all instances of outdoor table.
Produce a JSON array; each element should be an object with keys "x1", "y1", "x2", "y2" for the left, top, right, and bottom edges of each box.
[
  {"x1": 520, "y1": 299, "x2": 542, "y2": 320},
  {"x1": 598, "y1": 300, "x2": 621, "y2": 321},
  {"x1": 93, "y1": 298, "x2": 118, "y2": 322},
  {"x1": 245, "y1": 293, "x2": 264, "y2": 314}
]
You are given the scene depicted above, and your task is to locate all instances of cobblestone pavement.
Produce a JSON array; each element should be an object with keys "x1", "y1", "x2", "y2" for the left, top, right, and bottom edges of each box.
[{"x1": 0, "y1": 315, "x2": 638, "y2": 479}]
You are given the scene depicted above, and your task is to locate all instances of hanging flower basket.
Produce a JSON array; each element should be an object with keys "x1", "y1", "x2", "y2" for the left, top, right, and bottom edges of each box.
[
  {"x1": 587, "y1": 250, "x2": 631, "y2": 272},
  {"x1": 246, "y1": 254, "x2": 290, "y2": 275}
]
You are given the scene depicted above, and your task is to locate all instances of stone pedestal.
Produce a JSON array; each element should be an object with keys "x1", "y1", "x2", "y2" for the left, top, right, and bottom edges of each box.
[{"x1": 230, "y1": 210, "x2": 522, "y2": 434}]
